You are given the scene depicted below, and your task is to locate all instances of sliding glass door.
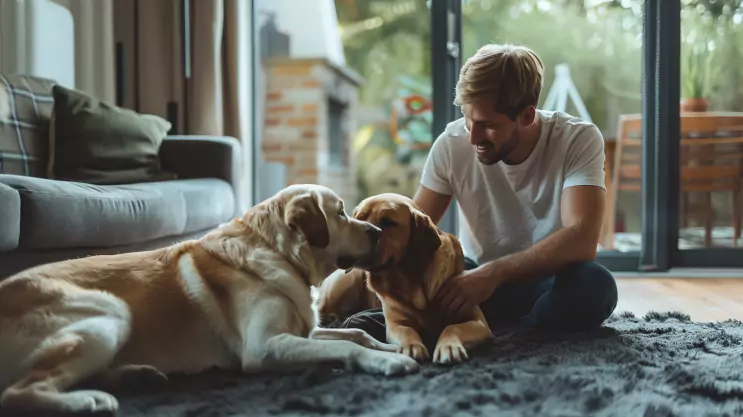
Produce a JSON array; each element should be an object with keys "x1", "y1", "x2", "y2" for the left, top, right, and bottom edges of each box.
[
  {"x1": 438, "y1": 0, "x2": 742, "y2": 272},
  {"x1": 248, "y1": 0, "x2": 741, "y2": 273},
  {"x1": 442, "y1": 0, "x2": 743, "y2": 272},
  {"x1": 448, "y1": 0, "x2": 647, "y2": 271},
  {"x1": 672, "y1": 1, "x2": 743, "y2": 267}
]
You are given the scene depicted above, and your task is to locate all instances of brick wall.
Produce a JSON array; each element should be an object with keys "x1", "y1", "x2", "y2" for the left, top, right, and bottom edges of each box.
[{"x1": 261, "y1": 58, "x2": 362, "y2": 206}]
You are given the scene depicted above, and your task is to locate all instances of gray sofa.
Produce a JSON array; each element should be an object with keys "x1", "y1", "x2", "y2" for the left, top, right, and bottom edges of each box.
[{"x1": 0, "y1": 135, "x2": 242, "y2": 278}]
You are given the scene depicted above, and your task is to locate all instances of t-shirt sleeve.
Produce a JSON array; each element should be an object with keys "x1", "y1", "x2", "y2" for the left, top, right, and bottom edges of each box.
[
  {"x1": 420, "y1": 132, "x2": 454, "y2": 196},
  {"x1": 563, "y1": 125, "x2": 606, "y2": 190}
]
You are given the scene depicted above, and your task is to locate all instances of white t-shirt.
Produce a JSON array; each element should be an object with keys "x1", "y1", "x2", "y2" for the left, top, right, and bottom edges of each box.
[{"x1": 420, "y1": 110, "x2": 606, "y2": 264}]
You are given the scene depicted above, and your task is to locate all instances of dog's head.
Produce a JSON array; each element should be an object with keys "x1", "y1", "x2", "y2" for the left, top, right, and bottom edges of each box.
[
  {"x1": 351, "y1": 193, "x2": 442, "y2": 275},
  {"x1": 276, "y1": 184, "x2": 381, "y2": 270}
]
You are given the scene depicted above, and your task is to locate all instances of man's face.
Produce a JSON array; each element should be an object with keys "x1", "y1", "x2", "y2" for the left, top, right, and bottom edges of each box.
[{"x1": 462, "y1": 99, "x2": 528, "y2": 165}]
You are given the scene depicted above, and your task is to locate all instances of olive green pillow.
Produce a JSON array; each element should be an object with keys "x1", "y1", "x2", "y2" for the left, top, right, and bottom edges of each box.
[{"x1": 47, "y1": 85, "x2": 176, "y2": 185}]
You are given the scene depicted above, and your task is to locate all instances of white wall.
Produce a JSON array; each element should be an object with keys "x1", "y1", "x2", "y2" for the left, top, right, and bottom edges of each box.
[{"x1": 254, "y1": 0, "x2": 345, "y2": 66}]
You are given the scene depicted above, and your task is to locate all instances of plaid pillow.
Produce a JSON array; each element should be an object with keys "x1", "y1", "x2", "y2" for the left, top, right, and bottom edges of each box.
[{"x1": 0, "y1": 74, "x2": 57, "y2": 177}]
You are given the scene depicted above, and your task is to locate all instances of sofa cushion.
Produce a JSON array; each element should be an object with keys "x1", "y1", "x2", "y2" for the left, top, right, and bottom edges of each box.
[
  {"x1": 0, "y1": 175, "x2": 234, "y2": 250},
  {"x1": 0, "y1": 74, "x2": 56, "y2": 177},
  {"x1": 48, "y1": 84, "x2": 176, "y2": 185},
  {"x1": 0, "y1": 183, "x2": 20, "y2": 251},
  {"x1": 127, "y1": 180, "x2": 235, "y2": 234}
]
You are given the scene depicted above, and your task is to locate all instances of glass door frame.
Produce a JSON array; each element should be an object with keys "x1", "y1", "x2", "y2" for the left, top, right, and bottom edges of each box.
[
  {"x1": 637, "y1": 0, "x2": 681, "y2": 272},
  {"x1": 659, "y1": 1, "x2": 743, "y2": 269},
  {"x1": 431, "y1": 0, "x2": 461, "y2": 235}
]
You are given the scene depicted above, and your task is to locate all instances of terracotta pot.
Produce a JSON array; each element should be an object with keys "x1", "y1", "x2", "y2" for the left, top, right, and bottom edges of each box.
[{"x1": 680, "y1": 97, "x2": 709, "y2": 112}]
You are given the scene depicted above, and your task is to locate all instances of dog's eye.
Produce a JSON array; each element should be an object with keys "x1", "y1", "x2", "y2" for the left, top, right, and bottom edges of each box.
[
  {"x1": 338, "y1": 208, "x2": 346, "y2": 218},
  {"x1": 379, "y1": 217, "x2": 396, "y2": 228}
]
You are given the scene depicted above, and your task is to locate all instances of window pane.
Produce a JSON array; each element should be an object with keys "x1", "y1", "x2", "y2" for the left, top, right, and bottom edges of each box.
[
  {"x1": 677, "y1": 3, "x2": 743, "y2": 250},
  {"x1": 461, "y1": 0, "x2": 644, "y2": 253}
]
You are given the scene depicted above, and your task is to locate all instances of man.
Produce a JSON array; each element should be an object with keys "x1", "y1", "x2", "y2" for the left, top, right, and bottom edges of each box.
[{"x1": 343, "y1": 43, "x2": 618, "y2": 336}]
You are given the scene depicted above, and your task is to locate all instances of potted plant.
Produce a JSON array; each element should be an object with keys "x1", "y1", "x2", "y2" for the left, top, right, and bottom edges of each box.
[{"x1": 681, "y1": 43, "x2": 718, "y2": 112}]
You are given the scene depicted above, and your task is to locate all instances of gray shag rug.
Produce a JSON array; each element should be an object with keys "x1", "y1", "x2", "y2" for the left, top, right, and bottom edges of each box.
[{"x1": 11, "y1": 311, "x2": 743, "y2": 417}]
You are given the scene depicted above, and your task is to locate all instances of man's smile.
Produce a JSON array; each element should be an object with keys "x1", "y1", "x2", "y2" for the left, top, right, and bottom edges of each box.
[{"x1": 475, "y1": 143, "x2": 492, "y2": 155}]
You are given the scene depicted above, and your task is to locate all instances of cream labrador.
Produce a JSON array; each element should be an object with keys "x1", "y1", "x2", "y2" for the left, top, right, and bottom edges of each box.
[{"x1": 0, "y1": 184, "x2": 419, "y2": 415}]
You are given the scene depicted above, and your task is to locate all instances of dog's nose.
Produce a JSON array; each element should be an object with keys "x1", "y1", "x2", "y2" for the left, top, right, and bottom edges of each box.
[{"x1": 365, "y1": 224, "x2": 381, "y2": 241}]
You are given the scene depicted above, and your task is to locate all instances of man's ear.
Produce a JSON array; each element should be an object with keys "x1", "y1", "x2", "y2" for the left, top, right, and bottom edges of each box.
[
  {"x1": 519, "y1": 105, "x2": 536, "y2": 126},
  {"x1": 403, "y1": 207, "x2": 442, "y2": 276},
  {"x1": 285, "y1": 193, "x2": 330, "y2": 248}
]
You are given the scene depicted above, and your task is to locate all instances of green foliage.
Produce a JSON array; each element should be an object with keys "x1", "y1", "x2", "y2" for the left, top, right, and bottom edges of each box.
[
  {"x1": 681, "y1": 45, "x2": 718, "y2": 99},
  {"x1": 334, "y1": 0, "x2": 743, "y2": 130},
  {"x1": 333, "y1": 0, "x2": 743, "y2": 205}
]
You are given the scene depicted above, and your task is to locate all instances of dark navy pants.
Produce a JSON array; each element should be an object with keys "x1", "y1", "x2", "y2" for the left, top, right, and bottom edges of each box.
[{"x1": 340, "y1": 259, "x2": 618, "y2": 342}]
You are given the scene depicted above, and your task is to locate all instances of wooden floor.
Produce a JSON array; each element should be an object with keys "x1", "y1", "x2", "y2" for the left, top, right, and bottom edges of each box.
[{"x1": 616, "y1": 278, "x2": 743, "y2": 322}]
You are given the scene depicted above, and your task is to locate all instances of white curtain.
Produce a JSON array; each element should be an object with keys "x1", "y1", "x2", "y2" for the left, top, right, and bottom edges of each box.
[
  {"x1": 67, "y1": 0, "x2": 116, "y2": 103},
  {"x1": 114, "y1": 0, "x2": 254, "y2": 210}
]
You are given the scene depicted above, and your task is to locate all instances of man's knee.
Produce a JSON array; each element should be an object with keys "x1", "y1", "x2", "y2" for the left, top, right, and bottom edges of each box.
[
  {"x1": 556, "y1": 261, "x2": 618, "y2": 327},
  {"x1": 561, "y1": 260, "x2": 616, "y2": 290}
]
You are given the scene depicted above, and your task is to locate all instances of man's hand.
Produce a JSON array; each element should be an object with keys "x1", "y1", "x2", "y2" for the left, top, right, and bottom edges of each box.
[{"x1": 433, "y1": 269, "x2": 501, "y2": 319}]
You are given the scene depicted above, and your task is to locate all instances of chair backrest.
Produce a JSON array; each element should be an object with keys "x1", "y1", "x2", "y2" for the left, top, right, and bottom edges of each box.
[{"x1": 613, "y1": 113, "x2": 743, "y2": 193}]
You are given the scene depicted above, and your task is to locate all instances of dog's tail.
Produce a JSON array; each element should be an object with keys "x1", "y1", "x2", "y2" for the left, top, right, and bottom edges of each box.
[{"x1": 0, "y1": 84, "x2": 9, "y2": 121}]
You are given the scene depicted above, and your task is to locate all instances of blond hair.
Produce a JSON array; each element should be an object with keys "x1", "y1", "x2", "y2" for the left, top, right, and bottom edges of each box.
[{"x1": 454, "y1": 44, "x2": 544, "y2": 120}]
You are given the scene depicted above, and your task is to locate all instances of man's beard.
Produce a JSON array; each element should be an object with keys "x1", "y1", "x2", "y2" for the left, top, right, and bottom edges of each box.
[{"x1": 476, "y1": 132, "x2": 520, "y2": 166}]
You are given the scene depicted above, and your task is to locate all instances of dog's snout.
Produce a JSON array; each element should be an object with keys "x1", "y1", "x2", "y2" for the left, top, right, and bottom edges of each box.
[{"x1": 365, "y1": 223, "x2": 382, "y2": 241}]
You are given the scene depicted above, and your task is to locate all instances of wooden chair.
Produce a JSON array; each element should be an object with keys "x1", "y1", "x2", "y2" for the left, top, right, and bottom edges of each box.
[{"x1": 604, "y1": 113, "x2": 743, "y2": 249}]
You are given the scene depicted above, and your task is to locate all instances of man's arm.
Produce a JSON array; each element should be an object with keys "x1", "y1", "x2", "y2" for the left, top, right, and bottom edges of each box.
[
  {"x1": 415, "y1": 130, "x2": 455, "y2": 224},
  {"x1": 477, "y1": 125, "x2": 608, "y2": 287},
  {"x1": 413, "y1": 185, "x2": 452, "y2": 225},
  {"x1": 468, "y1": 184, "x2": 605, "y2": 288},
  {"x1": 434, "y1": 185, "x2": 606, "y2": 317}
]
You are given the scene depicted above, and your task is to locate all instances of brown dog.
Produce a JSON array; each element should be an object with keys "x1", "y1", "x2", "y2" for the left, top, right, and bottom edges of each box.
[{"x1": 316, "y1": 193, "x2": 493, "y2": 365}]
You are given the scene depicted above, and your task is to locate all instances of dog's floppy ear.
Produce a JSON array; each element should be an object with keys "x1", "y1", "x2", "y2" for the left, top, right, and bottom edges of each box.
[
  {"x1": 285, "y1": 193, "x2": 330, "y2": 248},
  {"x1": 402, "y1": 206, "x2": 442, "y2": 276}
]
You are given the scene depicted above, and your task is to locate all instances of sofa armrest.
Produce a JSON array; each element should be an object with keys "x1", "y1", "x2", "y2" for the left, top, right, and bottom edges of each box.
[{"x1": 159, "y1": 135, "x2": 243, "y2": 216}]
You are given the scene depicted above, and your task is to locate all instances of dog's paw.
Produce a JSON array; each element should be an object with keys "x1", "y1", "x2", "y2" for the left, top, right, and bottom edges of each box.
[
  {"x1": 1, "y1": 388, "x2": 118, "y2": 414},
  {"x1": 357, "y1": 333, "x2": 397, "y2": 353},
  {"x1": 62, "y1": 390, "x2": 119, "y2": 413},
  {"x1": 358, "y1": 351, "x2": 419, "y2": 376},
  {"x1": 399, "y1": 342, "x2": 430, "y2": 362},
  {"x1": 372, "y1": 341, "x2": 400, "y2": 353},
  {"x1": 344, "y1": 328, "x2": 398, "y2": 352},
  {"x1": 433, "y1": 340, "x2": 468, "y2": 365}
]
